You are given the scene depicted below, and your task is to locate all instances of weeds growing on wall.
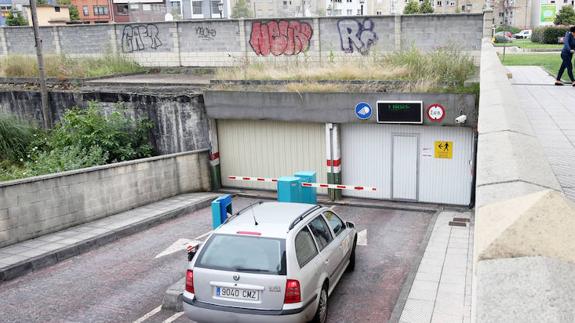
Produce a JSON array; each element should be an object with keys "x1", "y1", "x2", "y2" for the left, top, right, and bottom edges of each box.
[
  {"x1": 215, "y1": 45, "x2": 476, "y2": 93},
  {"x1": 0, "y1": 102, "x2": 154, "y2": 182},
  {"x1": 0, "y1": 54, "x2": 144, "y2": 79}
]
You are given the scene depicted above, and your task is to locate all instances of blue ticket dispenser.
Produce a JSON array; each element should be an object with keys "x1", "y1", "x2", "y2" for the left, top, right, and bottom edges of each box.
[
  {"x1": 211, "y1": 194, "x2": 232, "y2": 229},
  {"x1": 277, "y1": 176, "x2": 301, "y2": 203},
  {"x1": 294, "y1": 171, "x2": 317, "y2": 204}
]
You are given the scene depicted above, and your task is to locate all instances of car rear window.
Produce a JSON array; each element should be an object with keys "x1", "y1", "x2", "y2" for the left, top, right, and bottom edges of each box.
[{"x1": 195, "y1": 234, "x2": 286, "y2": 275}]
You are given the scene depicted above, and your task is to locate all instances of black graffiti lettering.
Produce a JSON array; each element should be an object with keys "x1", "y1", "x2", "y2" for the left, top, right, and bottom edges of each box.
[
  {"x1": 121, "y1": 24, "x2": 163, "y2": 53},
  {"x1": 337, "y1": 18, "x2": 378, "y2": 55},
  {"x1": 195, "y1": 26, "x2": 217, "y2": 40}
]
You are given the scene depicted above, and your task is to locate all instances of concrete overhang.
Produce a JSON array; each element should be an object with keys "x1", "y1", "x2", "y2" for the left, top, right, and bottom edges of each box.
[{"x1": 204, "y1": 91, "x2": 477, "y2": 127}]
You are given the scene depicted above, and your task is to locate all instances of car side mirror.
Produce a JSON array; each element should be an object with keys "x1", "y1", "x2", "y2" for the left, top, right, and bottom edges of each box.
[{"x1": 346, "y1": 221, "x2": 355, "y2": 229}]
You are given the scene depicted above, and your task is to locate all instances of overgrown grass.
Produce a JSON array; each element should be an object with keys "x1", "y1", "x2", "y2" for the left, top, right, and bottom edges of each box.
[
  {"x1": 0, "y1": 114, "x2": 38, "y2": 162},
  {"x1": 0, "y1": 54, "x2": 145, "y2": 79},
  {"x1": 215, "y1": 46, "x2": 476, "y2": 92},
  {"x1": 499, "y1": 53, "x2": 565, "y2": 81},
  {"x1": 493, "y1": 39, "x2": 562, "y2": 49}
]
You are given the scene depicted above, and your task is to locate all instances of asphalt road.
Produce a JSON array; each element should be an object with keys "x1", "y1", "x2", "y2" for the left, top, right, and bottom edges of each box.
[{"x1": 0, "y1": 198, "x2": 433, "y2": 323}]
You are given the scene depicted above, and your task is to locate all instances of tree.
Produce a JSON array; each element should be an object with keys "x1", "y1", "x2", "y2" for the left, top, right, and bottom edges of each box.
[
  {"x1": 554, "y1": 5, "x2": 575, "y2": 25},
  {"x1": 5, "y1": 11, "x2": 27, "y2": 26},
  {"x1": 403, "y1": 0, "x2": 420, "y2": 14},
  {"x1": 419, "y1": 0, "x2": 434, "y2": 13},
  {"x1": 68, "y1": 5, "x2": 80, "y2": 20},
  {"x1": 231, "y1": 0, "x2": 252, "y2": 18}
]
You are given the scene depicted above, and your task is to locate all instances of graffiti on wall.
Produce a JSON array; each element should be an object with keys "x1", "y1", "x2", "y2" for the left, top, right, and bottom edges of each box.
[
  {"x1": 249, "y1": 20, "x2": 313, "y2": 56},
  {"x1": 121, "y1": 24, "x2": 163, "y2": 53},
  {"x1": 196, "y1": 26, "x2": 217, "y2": 41},
  {"x1": 337, "y1": 19, "x2": 377, "y2": 55}
]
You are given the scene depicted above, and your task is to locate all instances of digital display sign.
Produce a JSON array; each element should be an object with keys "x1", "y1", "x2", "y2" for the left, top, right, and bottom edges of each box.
[{"x1": 376, "y1": 101, "x2": 423, "y2": 124}]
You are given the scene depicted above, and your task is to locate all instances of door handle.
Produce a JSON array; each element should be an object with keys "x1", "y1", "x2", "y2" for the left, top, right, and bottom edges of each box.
[{"x1": 324, "y1": 259, "x2": 329, "y2": 264}]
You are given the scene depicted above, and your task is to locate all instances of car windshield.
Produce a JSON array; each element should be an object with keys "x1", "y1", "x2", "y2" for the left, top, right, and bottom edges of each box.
[{"x1": 195, "y1": 234, "x2": 286, "y2": 275}]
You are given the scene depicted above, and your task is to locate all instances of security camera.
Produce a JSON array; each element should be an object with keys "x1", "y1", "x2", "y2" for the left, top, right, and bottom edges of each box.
[{"x1": 455, "y1": 115, "x2": 467, "y2": 124}]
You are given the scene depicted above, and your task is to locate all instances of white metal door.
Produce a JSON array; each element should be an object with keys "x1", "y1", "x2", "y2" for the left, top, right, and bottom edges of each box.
[
  {"x1": 392, "y1": 135, "x2": 419, "y2": 201},
  {"x1": 218, "y1": 119, "x2": 326, "y2": 191}
]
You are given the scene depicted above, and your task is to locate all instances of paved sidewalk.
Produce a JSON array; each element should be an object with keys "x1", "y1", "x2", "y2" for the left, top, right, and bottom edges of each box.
[
  {"x1": 399, "y1": 210, "x2": 473, "y2": 323},
  {"x1": 0, "y1": 192, "x2": 217, "y2": 282},
  {"x1": 508, "y1": 66, "x2": 575, "y2": 201}
]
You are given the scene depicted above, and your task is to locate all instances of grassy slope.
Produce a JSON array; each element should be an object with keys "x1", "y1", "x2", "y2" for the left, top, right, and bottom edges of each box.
[{"x1": 494, "y1": 39, "x2": 562, "y2": 49}]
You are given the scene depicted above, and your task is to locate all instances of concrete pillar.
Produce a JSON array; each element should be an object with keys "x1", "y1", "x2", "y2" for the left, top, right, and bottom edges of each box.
[
  {"x1": 172, "y1": 21, "x2": 182, "y2": 66},
  {"x1": 326, "y1": 123, "x2": 342, "y2": 200},
  {"x1": 483, "y1": 9, "x2": 495, "y2": 38},
  {"x1": 313, "y1": 17, "x2": 321, "y2": 64},
  {"x1": 394, "y1": 14, "x2": 402, "y2": 51},
  {"x1": 208, "y1": 119, "x2": 222, "y2": 190},
  {"x1": 0, "y1": 28, "x2": 7, "y2": 57},
  {"x1": 110, "y1": 24, "x2": 118, "y2": 54},
  {"x1": 239, "y1": 18, "x2": 247, "y2": 61},
  {"x1": 53, "y1": 26, "x2": 61, "y2": 55}
]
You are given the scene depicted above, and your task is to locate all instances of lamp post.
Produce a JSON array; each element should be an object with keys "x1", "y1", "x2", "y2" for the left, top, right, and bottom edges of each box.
[
  {"x1": 359, "y1": 0, "x2": 364, "y2": 15},
  {"x1": 218, "y1": 0, "x2": 223, "y2": 18}
]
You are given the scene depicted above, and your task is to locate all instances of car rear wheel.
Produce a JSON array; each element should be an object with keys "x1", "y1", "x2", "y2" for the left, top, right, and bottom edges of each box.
[{"x1": 312, "y1": 285, "x2": 328, "y2": 323}]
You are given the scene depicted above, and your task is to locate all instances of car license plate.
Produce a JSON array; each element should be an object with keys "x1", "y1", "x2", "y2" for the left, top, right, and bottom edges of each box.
[{"x1": 216, "y1": 287, "x2": 259, "y2": 301}]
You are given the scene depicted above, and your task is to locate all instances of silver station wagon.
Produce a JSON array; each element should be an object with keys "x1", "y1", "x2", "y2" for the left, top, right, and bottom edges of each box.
[{"x1": 183, "y1": 201, "x2": 358, "y2": 323}]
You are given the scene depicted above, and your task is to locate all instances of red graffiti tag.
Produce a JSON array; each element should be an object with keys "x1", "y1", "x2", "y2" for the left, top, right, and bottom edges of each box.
[{"x1": 249, "y1": 20, "x2": 313, "y2": 56}]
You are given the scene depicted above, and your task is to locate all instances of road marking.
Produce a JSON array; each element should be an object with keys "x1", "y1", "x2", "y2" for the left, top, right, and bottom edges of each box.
[
  {"x1": 163, "y1": 312, "x2": 184, "y2": 323},
  {"x1": 154, "y1": 231, "x2": 212, "y2": 259},
  {"x1": 133, "y1": 305, "x2": 162, "y2": 323},
  {"x1": 357, "y1": 229, "x2": 368, "y2": 246}
]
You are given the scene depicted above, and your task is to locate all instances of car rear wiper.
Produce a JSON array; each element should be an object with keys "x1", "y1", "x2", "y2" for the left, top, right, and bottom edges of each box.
[{"x1": 233, "y1": 267, "x2": 271, "y2": 273}]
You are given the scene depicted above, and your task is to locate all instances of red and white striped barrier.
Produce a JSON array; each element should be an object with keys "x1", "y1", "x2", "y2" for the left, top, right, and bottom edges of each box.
[
  {"x1": 227, "y1": 176, "x2": 376, "y2": 191},
  {"x1": 228, "y1": 176, "x2": 278, "y2": 183}
]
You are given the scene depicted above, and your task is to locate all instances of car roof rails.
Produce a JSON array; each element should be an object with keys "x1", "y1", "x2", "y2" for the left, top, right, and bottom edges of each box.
[
  {"x1": 223, "y1": 200, "x2": 265, "y2": 225},
  {"x1": 288, "y1": 205, "x2": 322, "y2": 231}
]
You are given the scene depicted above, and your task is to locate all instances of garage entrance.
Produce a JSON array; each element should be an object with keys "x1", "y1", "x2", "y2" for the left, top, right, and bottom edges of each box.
[
  {"x1": 341, "y1": 124, "x2": 474, "y2": 205},
  {"x1": 218, "y1": 119, "x2": 327, "y2": 191}
]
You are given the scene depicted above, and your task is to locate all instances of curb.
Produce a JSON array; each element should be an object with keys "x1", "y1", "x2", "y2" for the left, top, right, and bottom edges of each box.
[
  {"x1": 163, "y1": 277, "x2": 186, "y2": 311},
  {"x1": 0, "y1": 195, "x2": 216, "y2": 283}
]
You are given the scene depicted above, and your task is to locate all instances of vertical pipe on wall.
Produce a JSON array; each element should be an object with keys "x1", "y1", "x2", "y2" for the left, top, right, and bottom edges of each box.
[{"x1": 326, "y1": 123, "x2": 342, "y2": 200}]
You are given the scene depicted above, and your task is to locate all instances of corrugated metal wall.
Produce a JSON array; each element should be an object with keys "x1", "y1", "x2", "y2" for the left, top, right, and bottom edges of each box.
[
  {"x1": 341, "y1": 124, "x2": 474, "y2": 205},
  {"x1": 392, "y1": 135, "x2": 419, "y2": 201},
  {"x1": 218, "y1": 120, "x2": 327, "y2": 192}
]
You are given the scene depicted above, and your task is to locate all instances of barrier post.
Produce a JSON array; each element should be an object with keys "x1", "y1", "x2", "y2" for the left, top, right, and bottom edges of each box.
[
  {"x1": 211, "y1": 194, "x2": 232, "y2": 229},
  {"x1": 294, "y1": 171, "x2": 317, "y2": 204}
]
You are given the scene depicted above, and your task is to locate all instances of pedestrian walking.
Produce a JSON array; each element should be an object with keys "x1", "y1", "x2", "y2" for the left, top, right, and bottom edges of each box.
[{"x1": 555, "y1": 26, "x2": 575, "y2": 86}]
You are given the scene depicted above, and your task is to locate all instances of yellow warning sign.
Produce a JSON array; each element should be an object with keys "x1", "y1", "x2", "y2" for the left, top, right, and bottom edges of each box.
[{"x1": 434, "y1": 141, "x2": 453, "y2": 159}]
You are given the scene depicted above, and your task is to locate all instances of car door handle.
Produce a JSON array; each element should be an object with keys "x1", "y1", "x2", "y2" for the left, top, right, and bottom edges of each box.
[{"x1": 324, "y1": 259, "x2": 329, "y2": 264}]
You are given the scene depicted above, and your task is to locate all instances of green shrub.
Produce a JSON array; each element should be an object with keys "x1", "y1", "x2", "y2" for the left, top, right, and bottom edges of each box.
[
  {"x1": 0, "y1": 114, "x2": 37, "y2": 162},
  {"x1": 496, "y1": 25, "x2": 521, "y2": 34},
  {"x1": 494, "y1": 34, "x2": 511, "y2": 43},
  {"x1": 533, "y1": 26, "x2": 570, "y2": 44},
  {"x1": 46, "y1": 102, "x2": 154, "y2": 163},
  {"x1": 532, "y1": 27, "x2": 545, "y2": 43},
  {"x1": 404, "y1": 0, "x2": 420, "y2": 14}
]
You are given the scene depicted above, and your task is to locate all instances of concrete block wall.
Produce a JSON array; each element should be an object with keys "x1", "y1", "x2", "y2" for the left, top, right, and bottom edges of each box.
[
  {"x1": 0, "y1": 150, "x2": 211, "y2": 248},
  {"x1": 0, "y1": 13, "x2": 485, "y2": 67},
  {"x1": 0, "y1": 90, "x2": 210, "y2": 156}
]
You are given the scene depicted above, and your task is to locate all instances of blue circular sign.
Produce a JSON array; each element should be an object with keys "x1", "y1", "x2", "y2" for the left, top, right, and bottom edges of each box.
[{"x1": 355, "y1": 102, "x2": 372, "y2": 120}]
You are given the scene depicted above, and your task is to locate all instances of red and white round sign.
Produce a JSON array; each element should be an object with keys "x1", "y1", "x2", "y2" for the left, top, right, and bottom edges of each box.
[{"x1": 427, "y1": 104, "x2": 445, "y2": 122}]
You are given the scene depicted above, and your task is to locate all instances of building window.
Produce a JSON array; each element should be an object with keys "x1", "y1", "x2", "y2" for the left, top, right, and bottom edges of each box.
[
  {"x1": 211, "y1": 0, "x2": 219, "y2": 14},
  {"x1": 376, "y1": 10, "x2": 382, "y2": 14},
  {"x1": 346, "y1": 9, "x2": 352, "y2": 14},
  {"x1": 192, "y1": 0, "x2": 202, "y2": 14},
  {"x1": 129, "y1": 3, "x2": 139, "y2": 10},
  {"x1": 333, "y1": 8, "x2": 342, "y2": 15},
  {"x1": 82, "y1": 5, "x2": 89, "y2": 15},
  {"x1": 93, "y1": 5, "x2": 108, "y2": 15},
  {"x1": 54, "y1": 6, "x2": 60, "y2": 12},
  {"x1": 283, "y1": 0, "x2": 287, "y2": 6},
  {"x1": 116, "y1": 4, "x2": 128, "y2": 15},
  {"x1": 170, "y1": 1, "x2": 181, "y2": 13},
  {"x1": 347, "y1": 0, "x2": 352, "y2": 2},
  {"x1": 142, "y1": 4, "x2": 151, "y2": 11},
  {"x1": 437, "y1": 0, "x2": 442, "y2": 5}
]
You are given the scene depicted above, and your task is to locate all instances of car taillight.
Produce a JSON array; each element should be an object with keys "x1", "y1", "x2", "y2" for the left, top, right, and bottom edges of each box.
[
  {"x1": 185, "y1": 269, "x2": 194, "y2": 293},
  {"x1": 284, "y1": 279, "x2": 301, "y2": 304}
]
